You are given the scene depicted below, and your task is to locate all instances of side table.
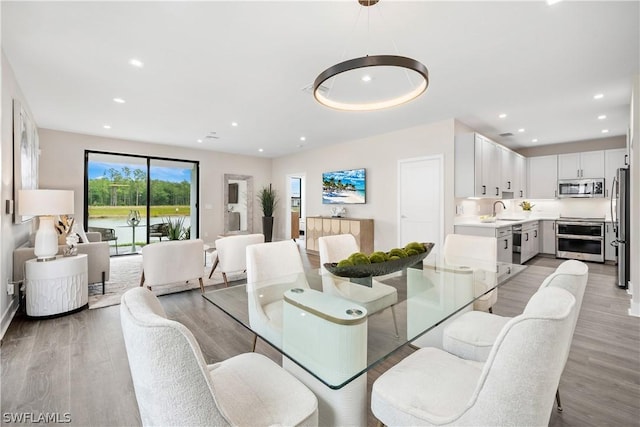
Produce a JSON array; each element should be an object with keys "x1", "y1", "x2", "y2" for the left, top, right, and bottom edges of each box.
[{"x1": 25, "y1": 254, "x2": 89, "y2": 318}]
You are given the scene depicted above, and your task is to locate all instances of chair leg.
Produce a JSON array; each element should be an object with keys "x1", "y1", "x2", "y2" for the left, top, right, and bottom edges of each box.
[
  {"x1": 208, "y1": 256, "x2": 219, "y2": 279},
  {"x1": 488, "y1": 306, "x2": 493, "y2": 313},
  {"x1": 252, "y1": 334, "x2": 258, "y2": 352},
  {"x1": 222, "y1": 272, "x2": 229, "y2": 287},
  {"x1": 101, "y1": 271, "x2": 106, "y2": 295},
  {"x1": 376, "y1": 420, "x2": 385, "y2": 427},
  {"x1": 391, "y1": 305, "x2": 399, "y2": 338},
  {"x1": 139, "y1": 271, "x2": 145, "y2": 287},
  {"x1": 555, "y1": 388, "x2": 563, "y2": 412},
  {"x1": 198, "y1": 277, "x2": 205, "y2": 293}
]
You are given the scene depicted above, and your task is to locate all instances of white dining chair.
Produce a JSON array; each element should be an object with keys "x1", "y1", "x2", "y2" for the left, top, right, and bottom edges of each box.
[
  {"x1": 442, "y1": 259, "x2": 589, "y2": 411},
  {"x1": 208, "y1": 233, "x2": 265, "y2": 285},
  {"x1": 140, "y1": 239, "x2": 205, "y2": 292},
  {"x1": 318, "y1": 234, "x2": 399, "y2": 336},
  {"x1": 443, "y1": 233, "x2": 498, "y2": 312},
  {"x1": 371, "y1": 286, "x2": 577, "y2": 426},
  {"x1": 246, "y1": 239, "x2": 309, "y2": 350},
  {"x1": 120, "y1": 287, "x2": 318, "y2": 427}
]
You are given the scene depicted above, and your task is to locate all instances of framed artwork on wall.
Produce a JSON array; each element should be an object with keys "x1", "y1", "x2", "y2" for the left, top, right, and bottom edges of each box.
[{"x1": 13, "y1": 99, "x2": 39, "y2": 224}]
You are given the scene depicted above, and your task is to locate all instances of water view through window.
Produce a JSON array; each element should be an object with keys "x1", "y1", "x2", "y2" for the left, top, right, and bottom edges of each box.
[{"x1": 85, "y1": 152, "x2": 199, "y2": 255}]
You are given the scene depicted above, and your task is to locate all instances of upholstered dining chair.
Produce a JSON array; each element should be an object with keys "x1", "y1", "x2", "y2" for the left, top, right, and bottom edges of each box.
[
  {"x1": 140, "y1": 239, "x2": 205, "y2": 293},
  {"x1": 371, "y1": 286, "x2": 577, "y2": 426},
  {"x1": 318, "y1": 234, "x2": 399, "y2": 336},
  {"x1": 208, "y1": 233, "x2": 265, "y2": 285},
  {"x1": 442, "y1": 259, "x2": 589, "y2": 412},
  {"x1": 246, "y1": 239, "x2": 308, "y2": 351},
  {"x1": 443, "y1": 233, "x2": 498, "y2": 312},
  {"x1": 120, "y1": 287, "x2": 318, "y2": 427}
]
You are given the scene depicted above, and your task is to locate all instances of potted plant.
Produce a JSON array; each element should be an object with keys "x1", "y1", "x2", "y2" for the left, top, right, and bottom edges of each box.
[
  {"x1": 164, "y1": 216, "x2": 185, "y2": 240},
  {"x1": 519, "y1": 200, "x2": 535, "y2": 217},
  {"x1": 258, "y1": 185, "x2": 278, "y2": 242}
]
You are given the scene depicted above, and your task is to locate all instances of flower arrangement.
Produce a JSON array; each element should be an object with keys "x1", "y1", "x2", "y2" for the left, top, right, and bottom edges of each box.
[{"x1": 519, "y1": 200, "x2": 535, "y2": 211}]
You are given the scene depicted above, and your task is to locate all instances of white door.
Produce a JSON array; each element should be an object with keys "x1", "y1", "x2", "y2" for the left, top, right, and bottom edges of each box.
[{"x1": 398, "y1": 156, "x2": 443, "y2": 250}]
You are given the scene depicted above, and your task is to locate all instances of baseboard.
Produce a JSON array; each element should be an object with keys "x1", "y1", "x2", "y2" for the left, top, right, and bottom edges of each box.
[
  {"x1": 628, "y1": 282, "x2": 640, "y2": 317},
  {"x1": 1, "y1": 297, "x2": 19, "y2": 340}
]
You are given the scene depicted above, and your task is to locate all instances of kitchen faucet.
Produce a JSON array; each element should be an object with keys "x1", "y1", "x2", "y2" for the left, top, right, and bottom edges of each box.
[{"x1": 492, "y1": 201, "x2": 506, "y2": 217}]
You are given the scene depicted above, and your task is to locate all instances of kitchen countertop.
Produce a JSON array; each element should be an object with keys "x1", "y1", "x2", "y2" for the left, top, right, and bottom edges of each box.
[{"x1": 454, "y1": 215, "x2": 614, "y2": 229}]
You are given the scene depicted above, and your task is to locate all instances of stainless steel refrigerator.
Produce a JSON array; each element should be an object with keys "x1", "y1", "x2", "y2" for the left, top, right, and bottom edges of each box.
[{"x1": 611, "y1": 167, "x2": 630, "y2": 289}]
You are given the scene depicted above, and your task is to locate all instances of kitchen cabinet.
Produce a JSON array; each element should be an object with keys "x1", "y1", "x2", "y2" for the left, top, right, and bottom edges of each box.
[
  {"x1": 519, "y1": 221, "x2": 539, "y2": 263},
  {"x1": 605, "y1": 221, "x2": 617, "y2": 262},
  {"x1": 500, "y1": 147, "x2": 514, "y2": 193},
  {"x1": 455, "y1": 133, "x2": 509, "y2": 198},
  {"x1": 539, "y1": 220, "x2": 556, "y2": 255},
  {"x1": 604, "y1": 149, "x2": 627, "y2": 198},
  {"x1": 558, "y1": 151, "x2": 605, "y2": 179},
  {"x1": 305, "y1": 217, "x2": 374, "y2": 254},
  {"x1": 514, "y1": 153, "x2": 527, "y2": 198},
  {"x1": 528, "y1": 155, "x2": 558, "y2": 199}
]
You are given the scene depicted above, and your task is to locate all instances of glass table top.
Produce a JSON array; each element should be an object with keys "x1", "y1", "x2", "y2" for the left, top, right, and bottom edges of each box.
[{"x1": 203, "y1": 254, "x2": 526, "y2": 389}]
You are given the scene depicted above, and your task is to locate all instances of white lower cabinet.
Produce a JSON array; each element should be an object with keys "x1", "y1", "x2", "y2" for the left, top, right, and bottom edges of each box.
[
  {"x1": 519, "y1": 221, "x2": 539, "y2": 264},
  {"x1": 540, "y1": 220, "x2": 556, "y2": 255}
]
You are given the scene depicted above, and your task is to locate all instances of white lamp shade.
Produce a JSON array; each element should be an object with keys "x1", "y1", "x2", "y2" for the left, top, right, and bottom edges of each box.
[{"x1": 18, "y1": 189, "x2": 74, "y2": 216}]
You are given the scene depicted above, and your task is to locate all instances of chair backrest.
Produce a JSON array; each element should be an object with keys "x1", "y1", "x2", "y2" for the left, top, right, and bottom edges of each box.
[
  {"x1": 443, "y1": 234, "x2": 498, "y2": 273},
  {"x1": 142, "y1": 239, "x2": 204, "y2": 286},
  {"x1": 216, "y1": 233, "x2": 265, "y2": 274},
  {"x1": 120, "y1": 287, "x2": 228, "y2": 427},
  {"x1": 318, "y1": 234, "x2": 359, "y2": 273},
  {"x1": 461, "y1": 287, "x2": 576, "y2": 426},
  {"x1": 246, "y1": 240, "x2": 304, "y2": 289}
]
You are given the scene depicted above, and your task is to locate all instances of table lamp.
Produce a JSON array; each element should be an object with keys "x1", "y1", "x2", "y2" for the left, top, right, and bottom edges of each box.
[{"x1": 18, "y1": 189, "x2": 75, "y2": 261}]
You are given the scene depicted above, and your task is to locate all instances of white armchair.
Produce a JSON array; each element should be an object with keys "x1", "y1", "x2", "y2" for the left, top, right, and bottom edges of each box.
[
  {"x1": 140, "y1": 239, "x2": 205, "y2": 293},
  {"x1": 246, "y1": 240, "x2": 308, "y2": 350},
  {"x1": 371, "y1": 287, "x2": 577, "y2": 426},
  {"x1": 120, "y1": 287, "x2": 318, "y2": 427},
  {"x1": 442, "y1": 259, "x2": 589, "y2": 411},
  {"x1": 318, "y1": 234, "x2": 399, "y2": 336},
  {"x1": 443, "y1": 233, "x2": 498, "y2": 312},
  {"x1": 209, "y1": 233, "x2": 265, "y2": 285}
]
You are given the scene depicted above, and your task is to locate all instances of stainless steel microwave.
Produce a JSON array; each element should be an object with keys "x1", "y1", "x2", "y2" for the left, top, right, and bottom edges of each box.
[{"x1": 557, "y1": 178, "x2": 605, "y2": 198}]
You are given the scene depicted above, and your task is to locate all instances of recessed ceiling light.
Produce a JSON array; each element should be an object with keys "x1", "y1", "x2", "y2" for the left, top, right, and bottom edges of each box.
[
  {"x1": 103, "y1": 124, "x2": 111, "y2": 129},
  {"x1": 498, "y1": 113, "x2": 507, "y2": 119},
  {"x1": 197, "y1": 139, "x2": 203, "y2": 143},
  {"x1": 602, "y1": 129, "x2": 609, "y2": 134},
  {"x1": 598, "y1": 115, "x2": 607, "y2": 120},
  {"x1": 532, "y1": 138, "x2": 538, "y2": 143},
  {"x1": 113, "y1": 97, "x2": 126, "y2": 103},
  {"x1": 361, "y1": 75, "x2": 372, "y2": 83},
  {"x1": 593, "y1": 93, "x2": 604, "y2": 100},
  {"x1": 258, "y1": 148, "x2": 264, "y2": 152},
  {"x1": 518, "y1": 128, "x2": 525, "y2": 133},
  {"x1": 231, "y1": 122, "x2": 238, "y2": 127},
  {"x1": 300, "y1": 136, "x2": 306, "y2": 141},
  {"x1": 128, "y1": 58, "x2": 144, "y2": 68}
]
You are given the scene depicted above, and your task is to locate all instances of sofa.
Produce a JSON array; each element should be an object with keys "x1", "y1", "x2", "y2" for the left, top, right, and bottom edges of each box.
[{"x1": 13, "y1": 231, "x2": 111, "y2": 292}]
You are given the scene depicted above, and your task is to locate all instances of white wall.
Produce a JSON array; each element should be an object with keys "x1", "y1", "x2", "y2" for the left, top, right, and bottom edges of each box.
[
  {"x1": 37, "y1": 129, "x2": 272, "y2": 243},
  {"x1": 1, "y1": 52, "x2": 34, "y2": 336},
  {"x1": 629, "y1": 74, "x2": 639, "y2": 317},
  {"x1": 272, "y1": 119, "x2": 456, "y2": 251}
]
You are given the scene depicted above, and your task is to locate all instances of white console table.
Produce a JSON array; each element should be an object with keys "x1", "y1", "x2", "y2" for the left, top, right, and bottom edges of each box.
[{"x1": 25, "y1": 254, "x2": 89, "y2": 318}]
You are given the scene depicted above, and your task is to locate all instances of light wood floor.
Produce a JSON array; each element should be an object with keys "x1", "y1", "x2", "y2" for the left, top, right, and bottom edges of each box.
[{"x1": 2, "y1": 252, "x2": 639, "y2": 427}]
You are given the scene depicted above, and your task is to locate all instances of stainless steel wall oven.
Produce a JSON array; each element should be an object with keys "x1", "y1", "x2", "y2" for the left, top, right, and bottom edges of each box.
[{"x1": 556, "y1": 218, "x2": 604, "y2": 263}]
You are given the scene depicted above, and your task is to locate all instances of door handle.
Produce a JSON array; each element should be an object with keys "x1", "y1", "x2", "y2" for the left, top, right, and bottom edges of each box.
[
  {"x1": 495, "y1": 187, "x2": 499, "y2": 196},
  {"x1": 625, "y1": 154, "x2": 629, "y2": 165},
  {"x1": 534, "y1": 230, "x2": 538, "y2": 238},
  {"x1": 482, "y1": 185, "x2": 486, "y2": 195},
  {"x1": 525, "y1": 232, "x2": 529, "y2": 241},
  {"x1": 520, "y1": 190, "x2": 523, "y2": 197},
  {"x1": 504, "y1": 239, "x2": 508, "y2": 250},
  {"x1": 507, "y1": 181, "x2": 511, "y2": 190}
]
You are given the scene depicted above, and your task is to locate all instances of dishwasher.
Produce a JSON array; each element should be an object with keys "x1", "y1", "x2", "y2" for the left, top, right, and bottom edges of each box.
[{"x1": 512, "y1": 224, "x2": 522, "y2": 263}]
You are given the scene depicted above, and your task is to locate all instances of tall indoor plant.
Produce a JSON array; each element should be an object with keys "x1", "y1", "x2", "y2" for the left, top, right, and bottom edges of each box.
[{"x1": 258, "y1": 185, "x2": 278, "y2": 242}]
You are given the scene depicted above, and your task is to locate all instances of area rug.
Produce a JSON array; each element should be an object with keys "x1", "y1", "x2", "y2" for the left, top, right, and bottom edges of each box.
[{"x1": 88, "y1": 254, "x2": 246, "y2": 309}]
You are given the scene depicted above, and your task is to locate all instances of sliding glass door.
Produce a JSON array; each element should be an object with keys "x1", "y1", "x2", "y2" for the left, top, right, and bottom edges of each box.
[{"x1": 85, "y1": 151, "x2": 199, "y2": 255}]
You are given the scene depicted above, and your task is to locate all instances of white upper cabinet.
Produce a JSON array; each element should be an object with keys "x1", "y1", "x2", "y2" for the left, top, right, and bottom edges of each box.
[
  {"x1": 455, "y1": 133, "x2": 503, "y2": 198},
  {"x1": 515, "y1": 153, "x2": 527, "y2": 199},
  {"x1": 558, "y1": 151, "x2": 605, "y2": 179},
  {"x1": 528, "y1": 155, "x2": 558, "y2": 199},
  {"x1": 500, "y1": 146, "x2": 514, "y2": 193},
  {"x1": 604, "y1": 148, "x2": 627, "y2": 198}
]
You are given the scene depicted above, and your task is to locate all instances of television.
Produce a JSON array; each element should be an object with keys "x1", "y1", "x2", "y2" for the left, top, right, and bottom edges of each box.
[{"x1": 322, "y1": 168, "x2": 366, "y2": 204}]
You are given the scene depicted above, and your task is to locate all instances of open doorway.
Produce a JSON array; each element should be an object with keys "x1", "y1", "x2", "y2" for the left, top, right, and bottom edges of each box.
[{"x1": 286, "y1": 173, "x2": 306, "y2": 242}]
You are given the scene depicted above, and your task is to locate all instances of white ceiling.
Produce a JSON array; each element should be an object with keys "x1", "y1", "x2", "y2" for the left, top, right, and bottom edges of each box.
[{"x1": 2, "y1": 1, "x2": 639, "y2": 158}]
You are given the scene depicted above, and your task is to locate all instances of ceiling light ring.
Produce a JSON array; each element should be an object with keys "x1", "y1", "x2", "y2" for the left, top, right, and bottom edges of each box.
[{"x1": 313, "y1": 54, "x2": 429, "y2": 112}]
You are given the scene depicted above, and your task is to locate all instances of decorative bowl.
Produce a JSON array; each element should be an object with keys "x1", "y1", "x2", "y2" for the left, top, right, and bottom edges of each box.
[{"x1": 324, "y1": 242, "x2": 435, "y2": 278}]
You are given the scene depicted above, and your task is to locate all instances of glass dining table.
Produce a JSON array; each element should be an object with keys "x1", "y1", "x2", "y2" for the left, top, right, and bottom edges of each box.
[{"x1": 203, "y1": 253, "x2": 526, "y2": 426}]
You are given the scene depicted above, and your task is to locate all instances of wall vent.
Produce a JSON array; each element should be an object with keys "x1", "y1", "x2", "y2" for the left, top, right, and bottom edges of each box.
[{"x1": 499, "y1": 132, "x2": 514, "y2": 137}]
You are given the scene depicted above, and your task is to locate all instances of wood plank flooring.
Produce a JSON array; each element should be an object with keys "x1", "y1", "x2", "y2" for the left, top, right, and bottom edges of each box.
[{"x1": 1, "y1": 251, "x2": 638, "y2": 427}]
